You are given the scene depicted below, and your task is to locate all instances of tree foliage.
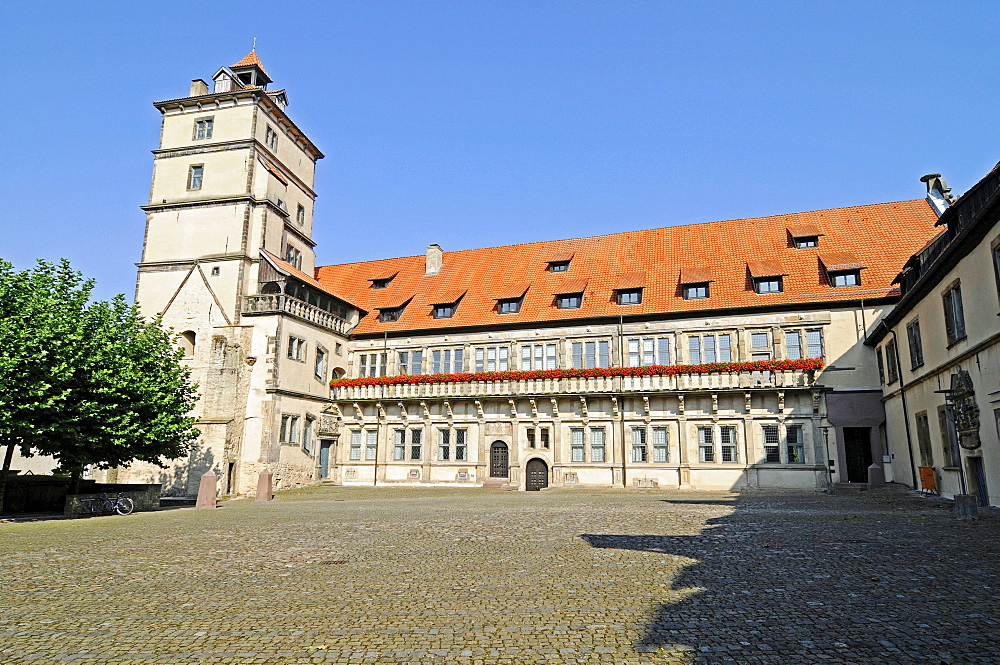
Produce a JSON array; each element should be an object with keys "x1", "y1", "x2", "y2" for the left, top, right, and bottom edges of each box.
[{"x1": 0, "y1": 259, "x2": 199, "y2": 475}]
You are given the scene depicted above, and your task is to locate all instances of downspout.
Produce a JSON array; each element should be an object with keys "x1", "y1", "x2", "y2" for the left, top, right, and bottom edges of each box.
[{"x1": 885, "y1": 324, "x2": 917, "y2": 489}]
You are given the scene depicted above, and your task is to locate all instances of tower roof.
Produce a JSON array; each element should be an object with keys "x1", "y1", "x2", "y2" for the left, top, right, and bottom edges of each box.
[{"x1": 232, "y1": 50, "x2": 269, "y2": 76}]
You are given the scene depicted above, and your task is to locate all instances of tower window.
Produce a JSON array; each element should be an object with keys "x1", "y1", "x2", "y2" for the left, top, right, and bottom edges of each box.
[
  {"x1": 285, "y1": 246, "x2": 302, "y2": 270},
  {"x1": 193, "y1": 118, "x2": 213, "y2": 140},
  {"x1": 296, "y1": 205, "x2": 305, "y2": 225},
  {"x1": 188, "y1": 165, "x2": 204, "y2": 190},
  {"x1": 265, "y1": 125, "x2": 278, "y2": 151}
]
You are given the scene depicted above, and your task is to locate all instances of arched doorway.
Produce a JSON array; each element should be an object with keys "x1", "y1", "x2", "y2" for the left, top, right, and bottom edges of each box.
[
  {"x1": 490, "y1": 441, "x2": 509, "y2": 478},
  {"x1": 526, "y1": 458, "x2": 548, "y2": 491}
]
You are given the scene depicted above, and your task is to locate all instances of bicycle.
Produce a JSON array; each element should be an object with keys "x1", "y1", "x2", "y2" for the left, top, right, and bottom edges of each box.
[{"x1": 81, "y1": 493, "x2": 135, "y2": 516}]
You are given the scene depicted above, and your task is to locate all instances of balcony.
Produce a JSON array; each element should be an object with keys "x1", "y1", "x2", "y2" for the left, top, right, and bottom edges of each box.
[
  {"x1": 243, "y1": 294, "x2": 350, "y2": 334},
  {"x1": 333, "y1": 368, "x2": 816, "y2": 402}
]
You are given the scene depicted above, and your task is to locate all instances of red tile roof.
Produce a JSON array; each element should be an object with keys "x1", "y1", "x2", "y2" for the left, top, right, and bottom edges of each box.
[
  {"x1": 232, "y1": 50, "x2": 269, "y2": 76},
  {"x1": 260, "y1": 250, "x2": 362, "y2": 309},
  {"x1": 788, "y1": 224, "x2": 823, "y2": 238},
  {"x1": 552, "y1": 278, "x2": 589, "y2": 295},
  {"x1": 820, "y1": 252, "x2": 866, "y2": 271},
  {"x1": 614, "y1": 272, "x2": 646, "y2": 289},
  {"x1": 679, "y1": 267, "x2": 713, "y2": 284},
  {"x1": 314, "y1": 199, "x2": 942, "y2": 336},
  {"x1": 747, "y1": 260, "x2": 786, "y2": 278}
]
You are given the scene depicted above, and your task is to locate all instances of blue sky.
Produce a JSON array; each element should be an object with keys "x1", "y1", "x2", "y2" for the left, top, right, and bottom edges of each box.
[{"x1": 2, "y1": 1, "x2": 999, "y2": 300}]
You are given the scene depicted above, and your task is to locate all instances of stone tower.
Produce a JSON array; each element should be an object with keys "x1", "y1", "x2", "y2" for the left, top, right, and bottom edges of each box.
[{"x1": 129, "y1": 52, "x2": 358, "y2": 495}]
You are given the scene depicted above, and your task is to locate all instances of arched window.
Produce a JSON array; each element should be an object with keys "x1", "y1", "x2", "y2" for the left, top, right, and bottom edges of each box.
[{"x1": 180, "y1": 330, "x2": 196, "y2": 358}]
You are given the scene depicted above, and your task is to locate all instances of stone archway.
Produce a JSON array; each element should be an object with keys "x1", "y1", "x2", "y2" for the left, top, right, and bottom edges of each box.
[
  {"x1": 526, "y1": 458, "x2": 549, "y2": 491},
  {"x1": 490, "y1": 441, "x2": 509, "y2": 478}
]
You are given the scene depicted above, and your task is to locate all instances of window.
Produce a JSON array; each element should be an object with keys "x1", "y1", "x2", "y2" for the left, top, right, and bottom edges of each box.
[
  {"x1": 498, "y1": 298, "x2": 522, "y2": 314},
  {"x1": 906, "y1": 319, "x2": 924, "y2": 369},
  {"x1": 433, "y1": 304, "x2": 455, "y2": 319},
  {"x1": 303, "y1": 417, "x2": 314, "y2": 454},
  {"x1": 431, "y1": 348, "x2": 463, "y2": 374},
  {"x1": 527, "y1": 427, "x2": 550, "y2": 449},
  {"x1": 280, "y1": 414, "x2": 299, "y2": 444},
  {"x1": 540, "y1": 428, "x2": 550, "y2": 449},
  {"x1": 285, "y1": 246, "x2": 302, "y2": 270},
  {"x1": 548, "y1": 261, "x2": 570, "y2": 272},
  {"x1": 570, "y1": 428, "x2": 585, "y2": 462},
  {"x1": 590, "y1": 428, "x2": 606, "y2": 462},
  {"x1": 720, "y1": 426, "x2": 738, "y2": 462},
  {"x1": 335, "y1": 343, "x2": 343, "y2": 355},
  {"x1": 652, "y1": 427, "x2": 669, "y2": 463},
  {"x1": 830, "y1": 270, "x2": 861, "y2": 287},
  {"x1": 180, "y1": 330, "x2": 196, "y2": 358},
  {"x1": 379, "y1": 307, "x2": 404, "y2": 323},
  {"x1": 349, "y1": 430, "x2": 362, "y2": 460},
  {"x1": 762, "y1": 425, "x2": 780, "y2": 463},
  {"x1": 915, "y1": 412, "x2": 933, "y2": 467},
  {"x1": 786, "y1": 331, "x2": 802, "y2": 360},
  {"x1": 371, "y1": 278, "x2": 392, "y2": 289},
  {"x1": 398, "y1": 350, "x2": 423, "y2": 375},
  {"x1": 315, "y1": 346, "x2": 328, "y2": 380},
  {"x1": 617, "y1": 289, "x2": 642, "y2": 305},
  {"x1": 688, "y1": 334, "x2": 731, "y2": 364},
  {"x1": 993, "y1": 241, "x2": 1000, "y2": 303},
  {"x1": 521, "y1": 343, "x2": 557, "y2": 370},
  {"x1": 753, "y1": 277, "x2": 783, "y2": 294},
  {"x1": 194, "y1": 117, "x2": 213, "y2": 140},
  {"x1": 806, "y1": 330, "x2": 823, "y2": 358},
  {"x1": 286, "y1": 336, "x2": 305, "y2": 361},
  {"x1": 750, "y1": 331, "x2": 771, "y2": 360},
  {"x1": 527, "y1": 428, "x2": 535, "y2": 448},
  {"x1": 296, "y1": 204, "x2": 305, "y2": 225},
  {"x1": 786, "y1": 425, "x2": 804, "y2": 464},
  {"x1": 794, "y1": 236, "x2": 819, "y2": 249},
  {"x1": 572, "y1": 340, "x2": 610, "y2": 369},
  {"x1": 265, "y1": 125, "x2": 278, "y2": 150},
  {"x1": 631, "y1": 427, "x2": 647, "y2": 462},
  {"x1": 876, "y1": 347, "x2": 885, "y2": 385},
  {"x1": 188, "y1": 165, "x2": 204, "y2": 190},
  {"x1": 556, "y1": 293, "x2": 583, "y2": 309},
  {"x1": 938, "y1": 405, "x2": 960, "y2": 467},
  {"x1": 698, "y1": 427, "x2": 715, "y2": 462},
  {"x1": 884, "y1": 340, "x2": 899, "y2": 384},
  {"x1": 438, "y1": 429, "x2": 451, "y2": 460},
  {"x1": 942, "y1": 282, "x2": 966, "y2": 345},
  {"x1": 474, "y1": 346, "x2": 509, "y2": 372},
  {"x1": 455, "y1": 429, "x2": 467, "y2": 461},
  {"x1": 683, "y1": 283, "x2": 710, "y2": 300},
  {"x1": 211, "y1": 266, "x2": 220, "y2": 276},
  {"x1": 628, "y1": 337, "x2": 672, "y2": 367},
  {"x1": 365, "y1": 430, "x2": 377, "y2": 460},
  {"x1": 393, "y1": 430, "x2": 406, "y2": 461},
  {"x1": 358, "y1": 352, "x2": 387, "y2": 378},
  {"x1": 410, "y1": 429, "x2": 422, "y2": 460},
  {"x1": 785, "y1": 330, "x2": 823, "y2": 360}
]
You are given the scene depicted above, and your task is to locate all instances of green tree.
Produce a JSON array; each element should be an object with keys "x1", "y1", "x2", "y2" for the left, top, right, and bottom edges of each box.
[{"x1": 0, "y1": 259, "x2": 199, "y2": 504}]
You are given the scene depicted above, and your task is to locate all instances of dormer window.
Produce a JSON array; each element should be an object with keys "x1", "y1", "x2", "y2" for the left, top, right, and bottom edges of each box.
[
  {"x1": 433, "y1": 305, "x2": 455, "y2": 319},
  {"x1": 368, "y1": 272, "x2": 398, "y2": 289},
  {"x1": 614, "y1": 273, "x2": 645, "y2": 306},
  {"x1": 820, "y1": 253, "x2": 866, "y2": 288},
  {"x1": 498, "y1": 298, "x2": 522, "y2": 314},
  {"x1": 546, "y1": 252, "x2": 574, "y2": 272},
  {"x1": 429, "y1": 289, "x2": 467, "y2": 320},
  {"x1": 379, "y1": 307, "x2": 403, "y2": 322},
  {"x1": 493, "y1": 283, "x2": 529, "y2": 315},
  {"x1": 678, "y1": 267, "x2": 713, "y2": 301},
  {"x1": 553, "y1": 279, "x2": 588, "y2": 310},
  {"x1": 683, "y1": 283, "x2": 710, "y2": 300},
  {"x1": 617, "y1": 289, "x2": 642, "y2": 305},
  {"x1": 748, "y1": 261, "x2": 786, "y2": 295},
  {"x1": 788, "y1": 225, "x2": 824, "y2": 249}
]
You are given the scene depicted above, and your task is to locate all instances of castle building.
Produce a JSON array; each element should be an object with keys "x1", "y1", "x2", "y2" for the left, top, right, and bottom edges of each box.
[{"x1": 119, "y1": 53, "x2": 949, "y2": 495}]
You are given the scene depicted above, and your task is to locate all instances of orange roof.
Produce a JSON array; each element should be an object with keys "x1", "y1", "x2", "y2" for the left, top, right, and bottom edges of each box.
[
  {"x1": 679, "y1": 267, "x2": 713, "y2": 284},
  {"x1": 232, "y1": 50, "x2": 269, "y2": 76},
  {"x1": 820, "y1": 252, "x2": 866, "y2": 271},
  {"x1": 614, "y1": 272, "x2": 646, "y2": 289},
  {"x1": 747, "y1": 260, "x2": 786, "y2": 278},
  {"x1": 314, "y1": 199, "x2": 942, "y2": 336},
  {"x1": 260, "y1": 159, "x2": 287, "y2": 185},
  {"x1": 788, "y1": 224, "x2": 823, "y2": 238},
  {"x1": 260, "y1": 251, "x2": 361, "y2": 309}
]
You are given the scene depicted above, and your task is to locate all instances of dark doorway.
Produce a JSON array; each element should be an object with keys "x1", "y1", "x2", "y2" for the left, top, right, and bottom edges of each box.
[
  {"x1": 490, "y1": 441, "x2": 509, "y2": 478},
  {"x1": 226, "y1": 462, "x2": 236, "y2": 494},
  {"x1": 526, "y1": 458, "x2": 548, "y2": 491},
  {"x1": 319, "y1": 439, "x2": 335, "y2": 479},
  {"x1": 969, "y1": 457, "x2": 989, "y2": 507},
  {"x1": 843, "y1": 427, "x2": 872, "y2": 483}
]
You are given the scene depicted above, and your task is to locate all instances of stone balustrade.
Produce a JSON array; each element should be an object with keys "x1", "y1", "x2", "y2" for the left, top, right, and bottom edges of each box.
[{"x1": 243, "y1": 294, "x2": 350, "y2": 334}]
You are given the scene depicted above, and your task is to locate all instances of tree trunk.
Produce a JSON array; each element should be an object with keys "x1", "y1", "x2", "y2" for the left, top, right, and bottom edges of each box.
[
  {"x1": 0, "y1": 438, "x2": 16, "y2": 515},
  {"x1": 69, "y1": 468, "x2": 83, "y2": 496}
]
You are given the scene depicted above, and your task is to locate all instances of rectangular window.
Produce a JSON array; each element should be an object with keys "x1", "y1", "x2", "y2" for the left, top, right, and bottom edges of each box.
[
  {"x1": 521, "y1": 344, "x2": 557, "y2": 370},
  {"x1": 379, "y1": 307, "x2": 403, "y2": 322},
  {"x1": 702, "y1": 335, "x2": 716, "y2": 363},
  {"x1": 720, "y1": 426, "x2": 738, "y2": 462},
  {"x1": 431, "y1": 348, "x2": 463, "y2": 374},
  {"x1": 455, "y1": 429, "x2": 467, "y2": 461},
  {"x1": 754, "y1": 277, "x2": 783, "y2": 294},
  {"x1": 194, "y1": 118, "x2": 213, "y2": 139},
  {"x1": 526, "y1": 428, "x2": 536, "y2": 448},
  {"x1": 474, "y1": 346, "x2": 509, "y2": 372},
  {"x1": 762, "y1": 425, "x2": 780, "y2": 463},
  {"x1": 540, "y1": 428, "x2": 550, "y2": 449},
  {"x1": 303, "y1": 417, "x2": 314, "y2": 454},
  {"x1": 280, "y1": 414, "x2": 299, "y2": 444},
  {"x1": 296, "y1": 204, "x2": 305, "y2": 225},
  {"x1": 628, "y1": 337, "x2": 671, "y2": 366},
  {"x1": 688, "y1": 334, "x2": 731, "y2": 364},
  {"x1": 750, "y1": 331, "x2": 771, "y2": 360},
  {"x1": 188, "y1": 165, "x2": 204, "y2": 190},
  {"x1": 786, "y1": 425, "x2": 804, "y2": 464},
  {"x1": 410, "y1": 429, "x2": 422, "y2": 460},
  {"x1": 349, "y1": 431, "x2": 362, "y2": 460},
  {"x1": 570, "y1": 428, "x2": 585, "y2": 462},
  {"x1": 794, "y1": 236, "x2": 819, "y2": 249},
  {"x1": 364, "y1": 430, "x2": 377, "y2": 460},
  {"x1": 556, "y1": 293, "x2": 583, "y2": 309},
  {"x1": 830, "y1": 271, "x2": 861, "y2": 287},
  {"x1": 498, "y1": 298, "x2": 522, "y2": 314},
  {"x1": 938, "y1": 405, "x2": 960, "y2": 467},
  {"x1": 884, "y1": 340, "x2": 899, "y2": 384},
  {"x1": 438, "y1": 429, "x2": 451, "y2": 460},
  {"x1": 315, "y1": 346, "x2": 328, "y2": 380},
  {"x1": 358, "y1": 352, "x2": 387, "y2": 378},
  {"x1": 572, "y1": 340, "x2": 610, "y2": 369},
  {"x1": 906, "y1": 319, "x2": 924, "y2": 369},
  {"x1": 284, "y1": 246, "x2": 302, "y2": 270},
  {"x1": 398, "y1": 350, "x2": 424, "y2": 375},
  {"x1": 684, "y1": 283, "x2": 709, "y2": 300},
  {"x1": 590, "y1": 428, "x2": 606, "y2": 462},
  {"x1": 698, "y1": 426, "x2": 714, "y2": 463},
  {"x1": 617, "y1": 289, "x2": 642, "y2": 305},
  {"x1": 786, "y1": 331, "x2": 802, "y2": 360},
  {"x1": 548, "y1": 261, "x2": 570, "y2": 272},
  {"x1": 631, "y1": 427, "x2": 647, "y2": 462},
  {"x1": 265, "y1": 125, "x2": 278, "y2": 150},
  {"x1": 433, "y1": 305, "x2": 455, "y2": 319},
  {"x1": 286, "y1": 336, "x2": 305, "y2": 361},
  {"x1": 916, "y1": 412, "x2": 933, "y2": 467},
  {"x1": 393, "y1": 430, "x2": 406, "y2": 461},
  {"x1": 876, "y1": 347, "x2": 885, "y2": 384},
  {"x1": 688, "y1": 336, "x2": 700, "y2": 364},
  {"x1": 717, "y1": 334, "x2": 731, "y2": 362},
  {"x1": 806, "y1": 330, "x2": 823, "y2": 358},
  {"x1": 652, "y1": 427, "x2": 669, "y2": 463},
  {"x1": 993, "y1": 242, "x2": 1000, "y2": 303},
  {"x1": 943, "y1": 282, "x2": 967, "y2": 345}
]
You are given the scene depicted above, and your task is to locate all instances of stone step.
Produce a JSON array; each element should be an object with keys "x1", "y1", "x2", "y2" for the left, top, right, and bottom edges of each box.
[{"x1": 835, "y1": 482, "x2": 869, "y2": 492}]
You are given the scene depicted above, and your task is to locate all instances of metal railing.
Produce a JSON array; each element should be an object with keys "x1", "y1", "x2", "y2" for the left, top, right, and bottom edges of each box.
[{"x1": 243, "y1": 294, "x2": 350, "y2": 333}]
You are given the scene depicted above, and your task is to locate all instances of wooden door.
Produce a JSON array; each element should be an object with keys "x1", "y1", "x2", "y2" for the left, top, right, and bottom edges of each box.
[
  {"x1": 526, "y1": 458, "x2": 548, "y2": 491},
  {"x1": 490, "y1": 441, "x2": 509, "y2": 478}
]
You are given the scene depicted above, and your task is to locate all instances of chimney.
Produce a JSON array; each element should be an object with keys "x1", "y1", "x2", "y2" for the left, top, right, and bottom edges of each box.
[
  {"x1": 920, "y1": 173, "x2": 954, "y2": 217},
  {"x1": 425, "y1": 244, "x2": 443, "y2": 276},
  {"x1": 189, "y1": 79, "x2": 210, "y2": 97}
]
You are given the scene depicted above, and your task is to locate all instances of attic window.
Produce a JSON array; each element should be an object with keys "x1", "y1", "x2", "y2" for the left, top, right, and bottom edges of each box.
[
  {"x1": 820, "y1": 253, "x2": 866, "y2": 288},
  {"x1": 788, "y1": 225, "x2": 824, "y2": 249},
  {"x1": 379, "y1": 307, "x2": 403, "y2": 322},
  {"x1": 683, "y1": 284, "x2": 710, "y2": 300},
  {"x1": 795, "y1": 237, "x2": 819, "y2": 249},
  {"x1": 433, "y1": 305, "x2": 455, "y2": 319},
  {"x1": 493, "y1": 283, "x2": 529, "y2": 315},
  {"x1": 616, "y1": 289, "x2": 642, "y2": 305},
  {"x1": 747, "y1": 261, "x2": 786, "y2": 295},
  {"x1": 557, "y1": 293, "x2": 583, "y2": 309},
  {"x1": 678, "y1": 267, "x2": 713, "y2": 301},
  {"x1": 369, "y1": 272, "x2": 398, "y2": 289},
  {"x1": 548, "y1": 261, "x2": 570, "y2": 272},
  {"x1": 498, "y1": 298, "x2": 522, "y2": 314},
  {"x1": 429, "y1": 289, "x2": 467, "y2": 319},
  {"x1": 830, "y1": 270, "x2": 861, "y2": 287}
]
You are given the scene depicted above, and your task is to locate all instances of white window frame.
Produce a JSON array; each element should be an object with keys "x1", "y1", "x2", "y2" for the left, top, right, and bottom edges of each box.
[
  {"x1": 474, "y1": 345, "x2": 509, "y2": 372},
  {"x1": 286, "y1": 335, "x2": 306, "y2": 362},
  {"x1": 698, "y1": 426, "x2": 715, "y2": 463},
  {"x1": 571, "y1": 340, "x2": 610, "y2": 369},
  {"x1": 652, "y1": 427, "x2": 669, "y2": 463},
  {"x1": 590, "y1": 427, "x2": 606, "y2": 462},
  {"x1": 521, "y1": 343, "x2": 557, "y2": 370},
  {"x1": 570, "y1": 428, "x2": 586, "y2": 462},
  {"x1": 193, "y1": 117, "x2": 214, "y2": 140},
  {"x1": 627, "y1": 337, "x2": 671, "y2": 367},
  {"x1": 430, "y1": 348, "x2": 464, "y2": 374},
  {"x1": 631, "y1": 427, "x2": 647, "y2": 463}
]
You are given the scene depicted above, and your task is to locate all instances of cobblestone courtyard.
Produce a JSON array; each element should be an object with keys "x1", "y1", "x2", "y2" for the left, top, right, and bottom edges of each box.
[{"x1": 1, "y1": 486, "x2": 998, "y2": 664}]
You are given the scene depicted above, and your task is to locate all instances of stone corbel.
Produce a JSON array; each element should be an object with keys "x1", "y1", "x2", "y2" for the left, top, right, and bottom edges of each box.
[
  {"x1": 508, "y1": 399, "x2": 518, "y2": 418},
  {"x1": 475, "y1": 400, "x2": 485, "y2": 419},
  {"x1": 711, "y1": 393, "x2": 719, "y2": 414},
  {"x1": 579, "y1": 396, "x2": 588, "y2": 419},
  {"x1": 398, "y1": 402, "x2": 408, "y2": 422},
  {"x1": 352, "y1": 402, "x2": 364, "y2": 423},
  {"x1": 744, "y1": 392, "x2": 752, "y2": 414},
  {"x1": 550, "y1": 397, "x2": 559, "y2": 418},
  {"x1": 642, "y1": 396, "x2": 651, "y2": 423},
  {"x1": 677, "y1": 394, "x2": 685, "y2": 415},
  {"x1": 375, "y1": 402, "x2": 387, "y2": 421},
  {"x1": 812, "y1": 390, "x2": 822, "y2": 415},
  {"x1": 529, "y1": 398, "x2": 538, "y2": 421},
  {"x1": 777, "y1": 390, "x2": 785, "y2": 413},
  {"x1": 444, "y1": 400, "x2": 454, "y2": 421},
  {"x1": 611, "y1": 396, "x2": 619, "y2": 418},
  {"x1": 420, "y1": 401, "x2": 431, "y2": 420}
]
